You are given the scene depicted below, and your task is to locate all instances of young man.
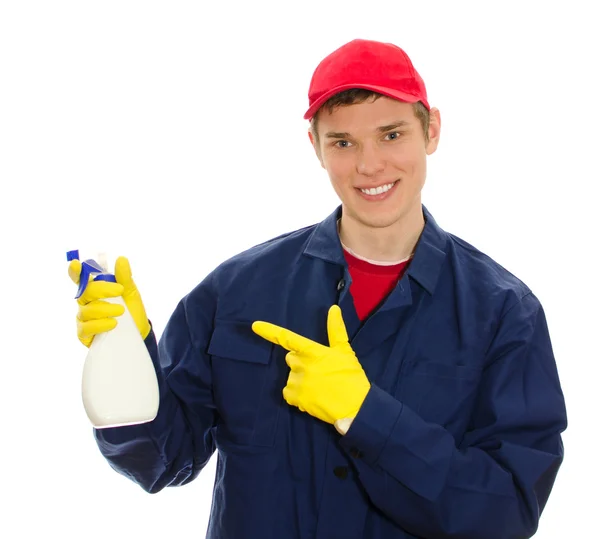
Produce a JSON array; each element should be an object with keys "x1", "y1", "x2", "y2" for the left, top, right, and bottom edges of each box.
[{"x1": 68, "y1": 39, "x2": 567, "y2": 538}]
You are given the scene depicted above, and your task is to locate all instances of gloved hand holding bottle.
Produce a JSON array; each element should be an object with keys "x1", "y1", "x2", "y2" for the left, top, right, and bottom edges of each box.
[
  {"x1": 66, "y1": 251, "x2": 159, "y2": 429},
  {"x1": 68, "y1": 254, "x2": 151, "y2": 347}
]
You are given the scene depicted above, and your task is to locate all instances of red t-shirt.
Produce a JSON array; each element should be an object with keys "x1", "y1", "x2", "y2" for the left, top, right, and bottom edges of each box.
[{"x1": 342, "y1": 248, "x2": 411, "y2": 321}]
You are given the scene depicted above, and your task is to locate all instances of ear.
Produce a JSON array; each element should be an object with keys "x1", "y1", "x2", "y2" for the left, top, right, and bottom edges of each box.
[
  {"x1": 308, "y1": 129, "x2": 325, "y2": 169},
  {"x1": 425, "y1": 107, "x2": 441, "y2": 155}
]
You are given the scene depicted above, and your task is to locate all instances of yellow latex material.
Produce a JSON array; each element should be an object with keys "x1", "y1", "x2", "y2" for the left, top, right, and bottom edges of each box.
[
  {"x1": 252, "y1": 305, "x2": 370, "y2": 425},
  {"x1": 68, "y1": 256, "x2": 151, "y2": 348}
]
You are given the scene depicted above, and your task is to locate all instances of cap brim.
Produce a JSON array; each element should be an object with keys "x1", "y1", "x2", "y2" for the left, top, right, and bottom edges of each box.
[{"x1": 303, "y1": 83, "x2": 428, "y2": 120}]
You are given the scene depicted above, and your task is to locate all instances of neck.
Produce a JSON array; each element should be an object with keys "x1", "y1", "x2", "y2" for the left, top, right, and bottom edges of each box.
[{"x1": 338, "y1": 205, "x2": 425, "y2": 263}]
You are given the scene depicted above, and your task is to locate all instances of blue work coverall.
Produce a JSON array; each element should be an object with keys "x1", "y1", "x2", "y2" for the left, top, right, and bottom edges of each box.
[{"x1": 94, "y1": 204, "x2": 567, "y2": 539}]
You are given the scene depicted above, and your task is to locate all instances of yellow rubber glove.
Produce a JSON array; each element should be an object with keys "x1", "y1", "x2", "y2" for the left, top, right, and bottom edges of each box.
[
  {"x1": 252, "y1": 305, "x2": 370, "y2": 426},
  {"x1": 68, "y1": 256, "x2": 151, "y2": 348}
]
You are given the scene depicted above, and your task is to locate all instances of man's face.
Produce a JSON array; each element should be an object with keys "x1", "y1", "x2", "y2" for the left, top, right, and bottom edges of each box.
[{"x1": 309, "y1": 96, "x2": 441, "y2": 230}]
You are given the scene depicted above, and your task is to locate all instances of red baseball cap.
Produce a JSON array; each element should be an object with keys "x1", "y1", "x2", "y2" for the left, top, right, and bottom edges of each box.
[{"x1": 304, "y1": 39, "x2": 430, "y2": 120}]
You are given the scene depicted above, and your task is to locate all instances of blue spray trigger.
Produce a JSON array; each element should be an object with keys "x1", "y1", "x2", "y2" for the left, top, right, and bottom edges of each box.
[
  {"x1": 94, "y1": 274, "x2": 117, "y2": 283},
  {"x1": 66, "y1": 250, "x2": 117, "y2": 299},
  {"x1": 74, "y1": 259, "x2": 115, "y2": 299}
]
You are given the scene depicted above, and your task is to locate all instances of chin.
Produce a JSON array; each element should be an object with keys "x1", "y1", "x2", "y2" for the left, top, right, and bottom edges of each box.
[{"x1": 358, "y1": 210, "x2": 405, "y2": 229}]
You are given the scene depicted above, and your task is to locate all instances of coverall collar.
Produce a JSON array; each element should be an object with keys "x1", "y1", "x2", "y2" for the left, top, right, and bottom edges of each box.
[{"x1": 303, "y1": 204, "x2": 448, "y2": 295}]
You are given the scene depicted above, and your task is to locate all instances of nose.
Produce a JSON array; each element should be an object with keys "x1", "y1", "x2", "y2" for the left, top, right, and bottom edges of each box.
[{"x1": 356, "y1": 142, "x2": 385, "y2": 176}]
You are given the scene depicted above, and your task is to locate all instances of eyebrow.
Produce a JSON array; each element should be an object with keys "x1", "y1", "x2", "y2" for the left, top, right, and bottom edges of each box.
[{"x1": 324, "y1": 120, "x2": 411, "y2": 139}]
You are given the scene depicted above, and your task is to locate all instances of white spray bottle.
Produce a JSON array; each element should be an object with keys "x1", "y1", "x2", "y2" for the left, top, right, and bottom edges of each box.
[{"x1": 67, "y1": 250, "x2": 159, "y2": 429}]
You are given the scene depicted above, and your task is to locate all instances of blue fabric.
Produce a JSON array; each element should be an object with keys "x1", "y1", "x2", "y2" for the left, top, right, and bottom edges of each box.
[{"x1": 94, "y1": 205, "x2": 567, "y2": 539}]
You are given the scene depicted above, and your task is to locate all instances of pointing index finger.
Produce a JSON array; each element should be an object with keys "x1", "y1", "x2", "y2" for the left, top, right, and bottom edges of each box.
[{"x1": 252, "y1": 321, "x2": 322, "y2": 354}]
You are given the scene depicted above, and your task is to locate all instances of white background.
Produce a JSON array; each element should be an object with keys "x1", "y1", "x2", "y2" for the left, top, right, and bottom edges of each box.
[{"x1": 1, "y1": 1, "x2": 597, "y2": 537}]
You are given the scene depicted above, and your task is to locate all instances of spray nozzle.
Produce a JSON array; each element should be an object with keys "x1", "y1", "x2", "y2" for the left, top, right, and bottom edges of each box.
[{"x1": 66, "y1": 250, "x2": 116, "y2": 299}]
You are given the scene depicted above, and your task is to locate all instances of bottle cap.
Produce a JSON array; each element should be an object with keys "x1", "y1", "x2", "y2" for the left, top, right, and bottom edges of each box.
[{"x1": 66, "y1": 249, "x2": 117, "y2": 299}]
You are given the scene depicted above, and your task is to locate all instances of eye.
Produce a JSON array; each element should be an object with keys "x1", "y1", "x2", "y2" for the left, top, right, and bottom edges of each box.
[
  {"x1": 385, "y1": 131, "x2": 402, "y2": 141},
  {"x1": 334, "y1": 140, "x2": 351, "y2": 148}
]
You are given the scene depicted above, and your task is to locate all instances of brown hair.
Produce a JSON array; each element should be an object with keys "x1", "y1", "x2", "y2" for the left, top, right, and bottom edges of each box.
[{"x1": 310, "y1": 89, "x2": 430, "y2": 145}]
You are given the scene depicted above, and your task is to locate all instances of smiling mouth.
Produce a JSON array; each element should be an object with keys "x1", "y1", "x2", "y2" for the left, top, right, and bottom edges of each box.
[{"x1": 356, "y1": 180, "x2": 399, "y2": 196}]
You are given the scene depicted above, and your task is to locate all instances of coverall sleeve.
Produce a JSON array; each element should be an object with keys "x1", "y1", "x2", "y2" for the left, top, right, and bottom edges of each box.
[
  {"x1": 93, "y1": 274, "x2": 218, "y2": 494},
  {"x1": 338, "y1": 292, "x2": 567, "y2": 539}
]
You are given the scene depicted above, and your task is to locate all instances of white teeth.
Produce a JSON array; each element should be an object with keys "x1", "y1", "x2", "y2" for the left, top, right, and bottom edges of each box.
[{"x1": 360, "y1": 181, "x2": 396, "y2": 196}]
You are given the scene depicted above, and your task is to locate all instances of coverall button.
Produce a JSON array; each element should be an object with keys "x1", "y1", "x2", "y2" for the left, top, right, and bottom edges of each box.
[
  {"x1": 333, "y1": 466, "x2": 348, "y2": 479},
  {"x1": 337, "y1": 279, "x2": 345, "y2": 291}
]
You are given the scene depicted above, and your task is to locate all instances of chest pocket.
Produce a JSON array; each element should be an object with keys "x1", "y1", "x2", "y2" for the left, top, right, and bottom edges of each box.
[
  {"x1": 208, "y1": 319, "x2": 283, "y2": 447},
  {"x1": 396, "y1": 360, "x2": 482, "y2": 439}
]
